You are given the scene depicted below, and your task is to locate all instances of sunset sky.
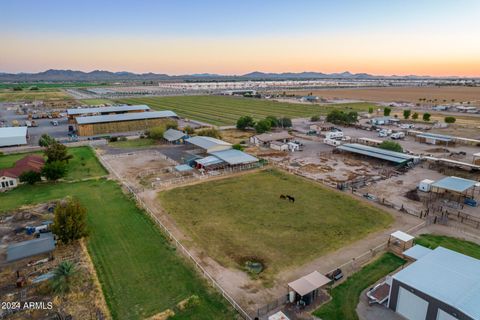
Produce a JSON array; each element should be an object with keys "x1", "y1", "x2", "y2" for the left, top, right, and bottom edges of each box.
[{"x1": 1, "y1": 0, "x2": 480, "y2": 76}]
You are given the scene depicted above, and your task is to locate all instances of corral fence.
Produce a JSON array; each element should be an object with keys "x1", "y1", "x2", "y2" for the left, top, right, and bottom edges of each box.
[
  {"x1": 256, "y1": 295, "x2": 289, "y2": 318},
  {"x1": 95, "y1": 149, "x2": 253, "y2": 320}
]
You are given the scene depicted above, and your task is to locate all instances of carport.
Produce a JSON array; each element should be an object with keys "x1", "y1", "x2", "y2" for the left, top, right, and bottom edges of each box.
[
  {"x1": 430, "y1": 176, "x2": 477, "y2": 203},
  {"x1": 288, "y1": 271, "x2": 330, "y2": 306}
]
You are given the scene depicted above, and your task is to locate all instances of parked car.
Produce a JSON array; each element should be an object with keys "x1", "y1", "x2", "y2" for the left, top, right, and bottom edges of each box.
[
  {"x1": 51, "y1": 120, "x2": 58, "y2": 126},
  {"x1": 326, "y1": 268, "x2": 344, "y2": 281}
]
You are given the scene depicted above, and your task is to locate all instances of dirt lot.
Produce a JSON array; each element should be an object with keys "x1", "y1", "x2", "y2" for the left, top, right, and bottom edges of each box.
[
  {"x1": 288, "y1": 86, "x2": 480, "y2": 104},
  {"x1": 0, "y1": 204, "x2": 109, "y2": 320}
]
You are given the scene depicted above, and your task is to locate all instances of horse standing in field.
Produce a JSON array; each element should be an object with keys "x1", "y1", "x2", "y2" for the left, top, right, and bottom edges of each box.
[
  {"x1": 280, "y1": 194, "x2": 287, "y2": 200},
  {"x1": 286, "y1": 195, "x2": 295, "y2": 203}
]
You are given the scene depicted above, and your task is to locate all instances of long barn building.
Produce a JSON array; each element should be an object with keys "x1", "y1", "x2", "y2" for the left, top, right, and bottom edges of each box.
[
  {"x1": 67, "y1": 105, "x2": 151, "y2": 123},
  {"x1": 75, "y1": 110, "x2": 178, "y2": 136}
]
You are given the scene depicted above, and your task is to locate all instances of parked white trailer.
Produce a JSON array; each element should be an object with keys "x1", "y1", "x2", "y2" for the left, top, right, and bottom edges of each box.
[
  {"x1": 418, "y1": 179, "x2": 434, "y2": 192},
  {"x1": 325, "y1": 131, "x2": 344, "y2": 140}
]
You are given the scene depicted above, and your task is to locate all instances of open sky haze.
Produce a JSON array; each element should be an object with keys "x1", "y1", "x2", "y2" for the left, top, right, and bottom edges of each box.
[{"x1": 1, "y1": 0, "x2": 479, "y2": 76}]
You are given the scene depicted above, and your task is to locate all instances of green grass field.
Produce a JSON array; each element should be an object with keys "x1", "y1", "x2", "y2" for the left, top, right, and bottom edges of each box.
[
  {"x1": 117, "y1": 95, "x2": 374, "y2": 126},
  {"x1": 415, "y1": 234, "x2": 480, "y2": 260},
  {"x1": 109, "y1": 138, "x2": 157, "y2": 149},
  {"x1": 313, "y1": 252, "x2": 406, "y2": 320},
  {"x1": 0, "y1": 88, "x2": 73, "y2": 102},
  {"x1": 0, "y1": 180, "x2": 234, "y2": 320},
  {"x1": 80, "y1": 98, "x2": 113, "y2": 106},
  {"x1": 158, "y1": 169, "x2": 393, "y2": 280},
  {"x1": 0, "y1": 147, "x2": 107, "y2": 181}
]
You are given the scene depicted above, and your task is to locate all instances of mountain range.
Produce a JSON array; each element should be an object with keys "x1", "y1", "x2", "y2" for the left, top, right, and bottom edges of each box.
[{"x1": 0, "y1": 69, "x2": 469, "y2": 82}]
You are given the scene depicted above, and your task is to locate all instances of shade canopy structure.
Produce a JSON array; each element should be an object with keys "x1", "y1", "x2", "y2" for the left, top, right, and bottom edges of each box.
[
  {"x1": 67, "y1": 105, "x2": 150, "y2": 116},
  {"x1": 75, "y1": 110, "x2": 177, "y2": 124},
  {"x1": 416, "y1": 133, "x2": 453, "y2": 142},
  {"x1": 403, "y1": 245, "x2": 433, "y2": 261},
  {"x1": 288, "y1": 271, "x2": 330, "y2": 296},
  {"x1": 195, "y1": 156, "x2": 224, "y2": 167},
  {"x1": 7, "y1": 233, "x2": 55, "y2": 262},
  {"x1": 209, "y1": 149, "x2": 258, "y2": 165},
  {"x1": 390, "y1": 230, "x2": 414, "y2": 242},
  {"x1": 174, "y1": 164, "x2": 193, "y2": 172},
  {"x1": 431, "y1": 176, "x2": 478, "y2": 193},
  {"x1": 337, "y1": 143, "x2": 417, "y2": 165}
]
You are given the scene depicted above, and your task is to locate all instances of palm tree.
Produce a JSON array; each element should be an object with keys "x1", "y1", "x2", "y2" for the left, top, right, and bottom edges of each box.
[{"x1": 50, "y1": 261, "x2": 78, "y2": 295}]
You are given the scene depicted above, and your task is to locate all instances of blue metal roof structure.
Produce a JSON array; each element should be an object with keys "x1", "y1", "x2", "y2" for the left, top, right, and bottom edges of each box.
[
  {"x1": 186, "y1": 136, "x2": 231, "y2": 151},
  {"x1": 209, "y1": 149, "x2": 258, "y2": 165},
  {"x1": 174, "y1": 164, "x2": 193, "y2": 172},
  {"x1": 75, "y1": 110, "x2": 177, "y2": 124},
  {"x1": 431, "y1": 176, "x2": 477, "y2": 193},
  {"x1": 336, "y1": 143, "x2": 415, "y2": 164},
  {"x1": 393, "y1": 247, "x2": 480, "y2": 320},
  {"x1": 403, "y1": 244, "x2": 433, "y2": 260},
  {"x1": 7, "y1": 233, "x2": 55, "y2": 262},
  {"x1": 416, "y1": 132, "x2": 453, "y2": 142},
  {"x1": 67, "y1": 105, "x2": 150, "y2": 115}
]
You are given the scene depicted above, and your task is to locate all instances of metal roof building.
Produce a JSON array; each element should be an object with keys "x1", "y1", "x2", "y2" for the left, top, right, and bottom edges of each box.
[
  {"x1": 389, "y1": 247, "x2": 480, "y2": 320},
  {"x1": 210, "y1": 149, "x2": 259, "y2": 165},
  {"x1": 0, "y1": 126, "x2": 28, "y2": 147},
  {"x1": 67, "y1": 105, "x2": 150, "y2": 116},
  {"x1": 403, "y1": 244, "x2": 433, "y2": 261},
  {"x1": 75, "y1": 110, "x2": 177, "y2": 125},
  {"x1": 336, "y1": 143, "x2": 416, "y2": 165},
  {"x1": 186, "y1": 136, "x2": 232, "y2": 153},
  {"x1": 431, "y1": 176, "x2": 477, "y2": 193},
  {"x1": 163, "y1": 128, "x2": 186, "y2": 142},
  {"x1": 416, "y1": 132, "x2": 453, "y2": 144},
  {"x1": 6, "y1": 233, "x2": 55, "y2": 262}
]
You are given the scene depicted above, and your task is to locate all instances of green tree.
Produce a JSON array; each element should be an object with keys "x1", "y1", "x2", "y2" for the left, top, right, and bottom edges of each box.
[
  {"x1": 44, "y1": 142, "x2": 73, "y2": 163},
  {"x1": 444, "y1": 116, "x2": 456, "y2": 124},
  {"x1": 278, "y1": 117, "x2": 292, "y2": 128},
  {"x1": 236, "y1": 116, "x2": 255, "y2": 130},
  {"x1": 403, "y1": 109, "x2": 411, "y2": 119},
  {"x1": 412, "y1": 112, "x2": 419, "y2": 120},
  {"x1": 50, "y1": 261, "x2": 79, "y2": 295},
  {"x1": 146, "y1": 120, "x2": 178, "y2": 139},
  {"x1": 326, "y1": 110, "x2": 358, "y2": 125},
  {"x1": 368, "y1": 107, "x2": 374, "y2": 114},
  {"x1": 19, "y1": 170, "x2": 42, "y2": 185},
  {"x1": 38, "y1": 134, "x2": 56, "y2": 147},
  {"x1": 383, "y1": 107, "x2": 392, "y2": 116},
  {"x1": 42, "y1": 161, "x2": 68, "y2": 181},
  {"x1": 52, "y1": 197, "x2": 88, "y2": 244},
  {"x1": 232, "y1": 143, "x2": 244, "y2": 151},
  {"x1": 423, "y1": 113, "x2": 431, "y2": 121},
  {"x1": 197, "y1": 128, "x2": 222, "y2": 139},
  {"x1": 183, "y1": 125, "x2": 194, "y2": 135},
  {"x1": 379, "y1": 141, "x2": 403, "y2": 152},
  {"x1": 265, "y1": 115, "x2": 279, "y2": 128},
  {"x1": 254, "y1": 119, "x2": 272, "y2": 133},
  {"x1": 310, "y1": 115, "x2": 320, "y2": 122}
]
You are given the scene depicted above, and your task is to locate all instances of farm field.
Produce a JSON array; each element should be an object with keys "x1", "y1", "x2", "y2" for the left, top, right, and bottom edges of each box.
[
  {"x1": 0, "y1": 146, "x2": 107, "y2": 181},
  {"x1": 288, "y1": 86, "x2": 480, "y2": 104},
  {"x1": 0, "y1": 88, "x2": 73, "y2": 102},
  {"x1": 0, "y1": 179, "x2": 234, "y2": 320},
  {"x1": 0, "y1": 83, "x2": 109, "y2": 90},
  {"x1": 158, "y1": 169, "x2": 393, "y2": 280},
  {"x1": 313, "y1": 252, "x2": 406, "y2": 320},
  {"x1": 117, "y1": 95, "x2": 374, "y2": 126}
]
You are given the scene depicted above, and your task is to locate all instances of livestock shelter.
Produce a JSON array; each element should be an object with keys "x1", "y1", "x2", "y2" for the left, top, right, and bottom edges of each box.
[
  {"x1": 0, "y1": 126, "x2": 28, "y2": 147},
  {"x1": 288, "y1": 271, "x2": 330, "y2": 306},
  {"x1": 389, "y1": 247, "x2": 480, "y2": 320},
  {"x1": 186, "y1": 136, "x2": 232, "y2": 153},
  {"x1": 6, "y1": 233, "x2": 55, "y2": 264},
  {"x1": 163, "y1": 128, "x2": 187, "y2": 144},
  {"x1": 250, "y1": 131, "x2": 292, "y2": 147},
  {"x1": 67, "y1": 105, "x2": 150, "y2": 123},
  {"x1": 75, "y1": 110, "x2": 178, "y2": 136},
  {"x1": 388, "y1": 230, "x2": 414, "y2": 255},
  {"x1": 0, "y1": 154, "x2": 45, "y2": 191},
  {"x1": 336, "y1": 143, "x2": 418, "y2": 167},
  {"x1": 415, "y1": 132, "x2": 453, "y2": 146},
  {"x1": 430, "y1": 176, "x2": 477, "y2": 202},
  {"x1": 209, "y1": 149, "x2": 259, "y2": 166}
]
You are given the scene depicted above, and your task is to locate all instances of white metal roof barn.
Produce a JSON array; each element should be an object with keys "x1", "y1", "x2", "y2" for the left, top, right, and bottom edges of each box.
[
  {"x1": 336, "y1": 143, "x2": 417, "y2": 165},
  {"x1": 67, "y1": 104, "x2": 150, "y2": 116},
  {"x1": 186, "y1": 136, "x2": 232, "y2": 153},
  {"x1": 0, "y1": 126, "x2": 28, "y2": 147}
]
